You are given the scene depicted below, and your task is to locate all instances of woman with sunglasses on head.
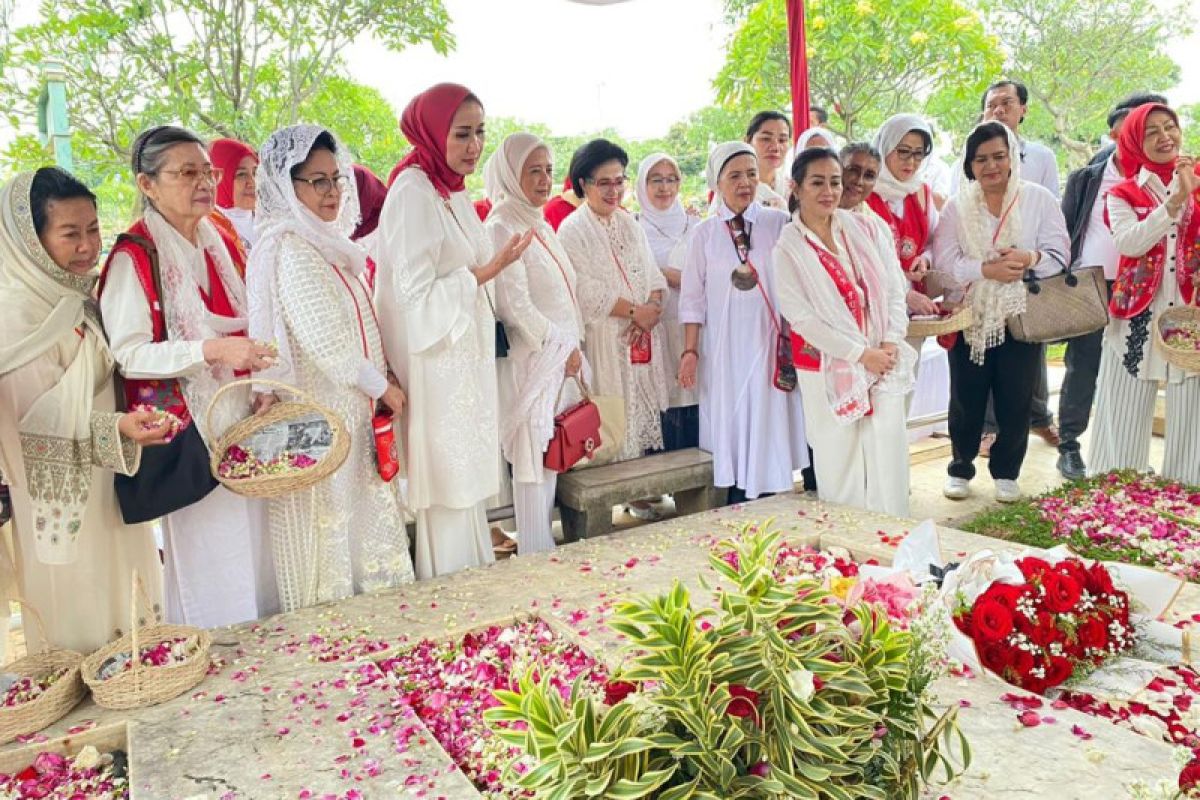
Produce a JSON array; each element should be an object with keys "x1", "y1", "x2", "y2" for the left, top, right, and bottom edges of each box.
[
  {"x1": 98, "y1": 125, "x2": 279, "y2": 628},
  {"x1": 374, "y1": 83, "x2": 532, "y2": 578},
  {"x1": 558, "y1": 139, "x2": 669, "y2": 518}
]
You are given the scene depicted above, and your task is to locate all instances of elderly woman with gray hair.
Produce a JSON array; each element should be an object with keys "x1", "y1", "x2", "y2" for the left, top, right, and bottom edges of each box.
[{"x1": 98, "y1": 124, "x2": 279, "y2": 629}]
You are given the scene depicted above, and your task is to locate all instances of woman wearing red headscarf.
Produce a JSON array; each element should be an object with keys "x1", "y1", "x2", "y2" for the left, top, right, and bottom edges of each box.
[
  {"x1": 209, "y1": 138, "x2": 259, "y2": 250},
  {"x1": 352, "y1": 164, "x2": 388, "y2": 288},
  {"x1": 374, "y1": 83, "x2": 533, "y2": 579},
  {"x1": 1090, "y1": 102, "x2": 1200, "y2": 485}
]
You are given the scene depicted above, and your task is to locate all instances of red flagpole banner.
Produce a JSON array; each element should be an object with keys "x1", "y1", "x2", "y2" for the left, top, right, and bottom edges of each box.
[{"x1": 786, "y1": 0, "x2": 811, "y2": 140}]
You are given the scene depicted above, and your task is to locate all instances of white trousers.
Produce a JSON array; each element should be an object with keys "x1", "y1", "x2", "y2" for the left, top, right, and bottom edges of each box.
[
  {"x1": 798, "y1": 371, "x2": 911, "y2": 517},
  {"x1": 1089, "y1": 347, "x2": 1200, "y2": 485},
  {"x1": 414, "y1": 502, "x2": 495, "y2": 580},
  {"x1": 512, "y1": 467, "x2": 558, "y2": 555}
]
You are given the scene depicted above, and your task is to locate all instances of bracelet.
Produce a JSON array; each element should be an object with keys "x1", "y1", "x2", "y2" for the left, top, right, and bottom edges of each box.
[{"x1": 681, "y1": 349, "x2": 699, "y2": 360}]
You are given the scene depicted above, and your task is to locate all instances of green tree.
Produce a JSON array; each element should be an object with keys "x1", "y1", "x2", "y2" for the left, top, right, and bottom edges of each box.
[
  {"x1": 714, "y1": 0, "x2": 1004, "y2": 139},
  {"x1": 974, "y1": 0, "x2": 1189, "y2": 168}
]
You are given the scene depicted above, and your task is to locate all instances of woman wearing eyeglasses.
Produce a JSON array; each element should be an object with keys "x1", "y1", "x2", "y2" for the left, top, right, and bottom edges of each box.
[
  {"x1": 98, "y1": 125, "x2": 279, "y2": 628},
  {"x1": 559, "y1": 139, "x2": 669, "y2": 478},
  {"x1": 867, "y1": 114, "x2": 943, "y2": 319},
  {"x1": 374, "y1": 83, "x2": 532, "y2": 578},
  {"x1": 678, "y1": 143, "x2": 809, "y2": 504},
  {"x1": 635, "y1": 153, "x2": 698, "y2": 451}
]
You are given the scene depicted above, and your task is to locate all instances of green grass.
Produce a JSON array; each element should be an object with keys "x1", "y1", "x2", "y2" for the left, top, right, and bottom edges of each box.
[
  {"x1": 1045, "y1": 342, "x2": 1067, "y2": 362},
  {"x1": 960, "y1": 471, "x2": 1196, "y2": 576}
]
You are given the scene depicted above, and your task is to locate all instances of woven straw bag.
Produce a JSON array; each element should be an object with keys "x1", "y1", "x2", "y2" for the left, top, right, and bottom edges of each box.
[
  {"x1": 906, "y1": 305, "x2": 974, "y2": 339},
  {"x1": 81, "y1": 571, "x2": 211, "y2": 710},
  {"x1": 0, "y1": 601, "x2": 86, "y2": 745},
  {"x1": 207, "y1": 378, "x2": 350, "y2": 499},
  {"x1": 1153, "y1": 301, "x2": 1200, "y2": 373}
]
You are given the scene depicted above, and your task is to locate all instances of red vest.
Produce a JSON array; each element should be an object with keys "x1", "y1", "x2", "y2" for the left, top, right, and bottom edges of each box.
[
  {"x1": 1104, "y1": 180, "x2": 1199, "y2": 320},
  {"x1": 866, "y1": 185, "x2": 931, "y2": 276},
  {"x1": 97, "y1": 219, "x2": 247, "y2": 425}
]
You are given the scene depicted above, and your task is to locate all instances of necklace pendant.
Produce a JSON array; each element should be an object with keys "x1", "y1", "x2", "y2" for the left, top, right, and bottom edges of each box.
[{"x1": 730, "y1": 267, "x2": 758, "y2": 291}]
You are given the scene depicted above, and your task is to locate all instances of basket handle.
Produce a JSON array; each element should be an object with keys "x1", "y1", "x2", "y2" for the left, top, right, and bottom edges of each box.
[
  {"x1": 204, "y1": 377, "x2": 324, "y2": 444},
  {"x1": 127, "y1": 568, "x2": 160, "y2": 681}
]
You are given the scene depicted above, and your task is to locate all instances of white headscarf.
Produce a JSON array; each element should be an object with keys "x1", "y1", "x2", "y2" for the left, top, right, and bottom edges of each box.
[
  {"x1": 795, "y1": 127, "x2": 837, "y2": 152},
  {"x1": 872, "y1": 114, "x2": 934, "y2": 203},
  {"x1": 247, "y1": 124, "x2": 365, "y2": 386},
  {"x1": 482, "y1": 132, "x2": 548, "y2": 230},
  {"x1": 954, "y1": 122, "x2": 1028, "y2": 364},
  {"x1": 706, "y1": 141, "x2": 758, "y2": 208},
  {"x1": 0, "y1": 171, "x2": 118, "y2": 564},
  {"x1": 635, "y1": 152, "x2": 689, "y2": 265}
]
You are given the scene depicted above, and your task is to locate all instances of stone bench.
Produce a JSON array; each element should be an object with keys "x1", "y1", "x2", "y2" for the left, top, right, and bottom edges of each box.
[{"x1": 555, "y1": 447, "x2": 723, "y2": 540}]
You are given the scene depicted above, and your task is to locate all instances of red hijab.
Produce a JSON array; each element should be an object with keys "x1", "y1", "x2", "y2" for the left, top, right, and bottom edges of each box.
[
  {"x1": 351, "y1": 164, "x2": 388, "y2": 240},
  {"x1": 390, "y1": 82, "x2": 478, "y2": 197},
  {"x1": 209, "y1": 138, "x2": 258, "y2": 209},
  {"x1": 1117, "y1": 103, "x2": 1179, "y2": 186}
]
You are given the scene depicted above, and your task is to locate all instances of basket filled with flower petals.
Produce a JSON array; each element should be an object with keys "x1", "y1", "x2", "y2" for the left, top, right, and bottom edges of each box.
[
  {"x1": 0, "y1": 721, "x2": 131, "y2": 799},
  {"x1": 0, "y1": 602, "x2": 86, "y2": 745},
  {"x1": 1154, "y1": 303, "x2": 1200, "y2": 373},
  {"x1": 81, "y1": 571, "x2": 211, "y2": 710},
  {"x1": 907, "y1": 303, "x2": 973, "y2": 338},
  {"x1": 207, "y1": 378, "x2": 350, "y2": 499}
]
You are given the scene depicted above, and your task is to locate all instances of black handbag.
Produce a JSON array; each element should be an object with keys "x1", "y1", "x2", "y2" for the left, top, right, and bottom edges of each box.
[
  {"x1": 114, "y1": 421, "x2": 219, "y2": 523},
  {"x1": 109, "y1": 233, "x2": 220, "y2": 524},
  {"x1": 494, "y1": 319, "x2": 510, "y2": 359}
]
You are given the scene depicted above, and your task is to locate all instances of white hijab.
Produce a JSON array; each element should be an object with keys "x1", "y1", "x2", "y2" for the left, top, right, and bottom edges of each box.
[
  {"x1": 706, "y1": 141, "x2": 757, "y2": 212},
  {"x1": 247, "y1": 124, "x2": 365, "y2": 386},
  {"x1": 954, "y1": 123, "x2": 1027, "y2": 364},
  {"x1": 483, "y1": 132, "x2": 547, "y2": 230},
  {"x1": 634, "y1": 152, "x2": 690, "y2": 266},
  {"x1": 872, "y1": 114, "x2": 934, "y2": 203},
  {"x1": 795, "y1": 126, "x2": 837, "y2": 152}
]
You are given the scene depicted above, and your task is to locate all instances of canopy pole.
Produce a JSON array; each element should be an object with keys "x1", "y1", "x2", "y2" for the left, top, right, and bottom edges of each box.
[{"x1": 786, "y1": 0, "x2": 810, "y2": 140}]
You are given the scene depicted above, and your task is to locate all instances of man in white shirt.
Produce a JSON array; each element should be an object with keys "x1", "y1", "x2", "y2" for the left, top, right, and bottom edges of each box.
[
  {"x1": 976, "y1": 79, "x2": 1061, "y2": 453},
  {"x1": 1055, "y1": 92, "x2": 1169, "y2": 479}
]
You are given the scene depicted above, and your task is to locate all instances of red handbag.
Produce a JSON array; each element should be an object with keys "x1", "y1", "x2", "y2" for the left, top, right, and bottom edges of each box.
[
  {"x1": 373, "y1": 409, "x2": 401, "y2": 482},
  {"x1": 544, "y1": 377, "x2": 603, "y2": 473}
]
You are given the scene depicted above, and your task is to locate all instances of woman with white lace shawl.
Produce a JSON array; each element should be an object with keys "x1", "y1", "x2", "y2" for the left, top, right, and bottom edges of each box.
[
  {"x1": 931, "y1": 121, "x2": 1068, "y2": 503},
  {"x1": 558, "y1": 139, "x2": 670, "y2": 464},
  {"x1": 774, "y1": 148, "x2": 915, "y2": 516},
  {"x1": 99, "y1": 125, "x2": 279, "y2": 628},
  {"x1": 483, "y1": 133, "x2": 585, "y2": 554},
  {"x1": 246, "y1": 125, "x2": 414, "y2": 611}
]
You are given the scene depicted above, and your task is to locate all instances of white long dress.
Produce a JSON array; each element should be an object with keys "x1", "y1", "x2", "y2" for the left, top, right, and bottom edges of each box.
[
  {"x1": 488, "y1": 214, "x2": 585, "y2": 554},
  {"x1": 101, "y1": 247, "x2": 277, "y2": 629},
  {"x1": 679, "y1": 203, "x2": 809, "y2": 498},
  {"x1": 374, "y1": 168, "x2": 499, "y2": 579},
  {"x1": 559, "y1": 207, "x2": 670, "y2": 460},
  {"x1": 775, "y1": 211, "x2": 914, "y2": 516},
  {"x1": 265, "y1": 234, "x2": 414, "y2": 610},
  {"x1": 637, "y1": 213, "x2": 697, "y2": 411},
  {"x1": 0, "y1": 336, "x2": 163, "y2": 653}
]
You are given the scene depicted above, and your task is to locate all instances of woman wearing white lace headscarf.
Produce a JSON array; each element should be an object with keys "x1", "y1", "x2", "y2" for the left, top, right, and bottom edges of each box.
[
  {"x1": 635, "y1": 152, "x2": 698, "y2": 450},
  {"x1": 99, "y1": 125, "x2": 279, "y2": 628},
  {"x1": 775, "y1": 148, "x2": 915, "y2": 516},
  {"x1": 931, "y1": 121, "x2": 1067, "y2": 504},
  {"x1": 0, "y1": 167, "x2": 168, "y2": 653},
  {"x1": 678, "y1": 142, "x2": 809, "y2": 503},
  {"x1": 558, "y1": 139, "x2": 670, "y2": 466},
  {"x1": 482, "y1": 133, "x2": 585, "y2": 554},
  {"x1": 247, "y1": 125, "x2": 414, "y2": 611}
]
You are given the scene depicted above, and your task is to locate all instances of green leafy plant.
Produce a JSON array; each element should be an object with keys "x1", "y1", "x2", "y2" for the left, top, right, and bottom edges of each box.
[{"x1": 485, "y1": 524, "x2": 969, "y2": 799}]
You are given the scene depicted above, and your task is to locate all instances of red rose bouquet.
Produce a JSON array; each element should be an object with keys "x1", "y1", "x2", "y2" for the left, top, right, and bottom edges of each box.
[{"x1": 952, "y1": 555, "x2": 1134, "y2": 694}]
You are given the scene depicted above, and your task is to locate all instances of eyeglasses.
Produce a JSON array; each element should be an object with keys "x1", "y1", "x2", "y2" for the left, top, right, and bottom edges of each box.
[
  {"x1": 647, "y1": 176, "x2": 681, "y2": 188},
  {"x1": 158, "y1": 166, "x2": 222, "y2": 184},
  {"x1": 293, "y1": 174, "x2": 351, "y2": 196},
  {"x1": 586, "y1": 176, "x2": 628, "y2": 193},
  {"x1": 892, "y1": 147, "x2": 928, "y2": 164}
]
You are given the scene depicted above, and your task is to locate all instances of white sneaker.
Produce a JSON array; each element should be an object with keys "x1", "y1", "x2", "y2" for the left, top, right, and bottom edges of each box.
[
  {"x1": 995, "y1": 479, "x2": 1022, "y2": 504},
  {"x1": 943, "y1": 477, "x2": 971, "y2": 500}
]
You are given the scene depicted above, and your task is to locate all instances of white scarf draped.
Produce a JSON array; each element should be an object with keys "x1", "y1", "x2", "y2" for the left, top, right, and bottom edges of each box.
[
  {"x1": 776, "y1": 210, "x2": 914, "y2": 425},
  {"x1": 247, "y1": 124, "x2": 366, "y2": 388},
  {"x1": 634, "y1": 152, "x2": 690, "y2": 265},
  {"x1": 954, "y1": 123, "x2": 1028, "y2": 364},
  {"x1": 0, "y1": 171, "x2": 118, "y2": 563},
  {"x1": 872, "y1": 113, "x2": 934, "y2": 204}
]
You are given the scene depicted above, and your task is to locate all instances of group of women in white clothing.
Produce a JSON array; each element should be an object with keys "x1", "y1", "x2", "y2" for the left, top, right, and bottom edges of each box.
[{"x1": 2, "y1": 80, "x2": 1197, "y2": 654}]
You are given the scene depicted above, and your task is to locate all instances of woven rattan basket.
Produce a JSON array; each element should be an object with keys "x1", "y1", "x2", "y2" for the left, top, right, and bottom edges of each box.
[
  {"x1": 1153, "y1": 303, "x2": 1200, "y2": 373},
  {"x1": 906, "y1": 305, "x2": 974, "y2": 338},
  {"x1": 81, "y1": 571, "x2": 211, "y2": 710},
  {"x1": 207, "y1": 378, "x2": 350, "y2": 499},
  {"x1": 0, "y1": 601, "x2": 86, "y2": 745}
]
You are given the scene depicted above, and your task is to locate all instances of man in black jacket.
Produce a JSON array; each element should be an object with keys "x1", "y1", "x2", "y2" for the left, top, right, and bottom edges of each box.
[{"x1": 1055, "y1": 92, "x2": 1167, "y2": 479}]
